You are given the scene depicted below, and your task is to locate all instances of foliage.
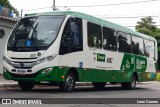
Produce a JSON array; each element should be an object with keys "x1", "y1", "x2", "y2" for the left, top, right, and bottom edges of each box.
[
  {"x1": 156, "y1": 72, "x2": 160, "y2": 81},
  {"x1": 136, "y1": 16, "x2": 160, "y2": 51},
  {"x1": 136, "y1": 16, "x2": 157, "y2": 36},
  {"x1": 0, "y1": 0, "x2": 19, "y2": 17}
]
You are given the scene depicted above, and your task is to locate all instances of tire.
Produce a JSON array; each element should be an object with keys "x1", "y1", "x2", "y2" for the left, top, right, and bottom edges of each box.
[
  {"x1": 18, "y1": 81, "x2": 34, "y2": 91},
  {"x1": 121, "y1": 82, "x2": 127, "y2": 89},
  {"x1": 92, "y1": 82, "x2": 106, "y2": 89},
  {"x1": 121, "y1": 75, "x2": 137, "y2": 90},
  {"x1": 59, "y1": 72, "x2": 76, "y2": 92}
]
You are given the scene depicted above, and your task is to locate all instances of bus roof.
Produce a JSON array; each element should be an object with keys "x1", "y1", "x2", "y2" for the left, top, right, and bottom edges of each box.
[{"x1": 25, "y1": 11, "x2": 156, "y2": 41}]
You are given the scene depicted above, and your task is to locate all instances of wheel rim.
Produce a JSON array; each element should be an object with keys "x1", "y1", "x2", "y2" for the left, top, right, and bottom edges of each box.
[{"x1": 66, "y1": 76, "x2": 74, "y2": 88}]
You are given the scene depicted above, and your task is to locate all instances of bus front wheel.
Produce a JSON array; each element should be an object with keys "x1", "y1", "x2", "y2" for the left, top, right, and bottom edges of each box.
[
  {"x1": 59, "y1": 72, "x2": 76, "y2": 92},
  {"x1": 121, "y1": 75, "x2": 137, "y2": 90},
  {"x1": 18, "y1": 81, "x2": 35, "y2": 91}
]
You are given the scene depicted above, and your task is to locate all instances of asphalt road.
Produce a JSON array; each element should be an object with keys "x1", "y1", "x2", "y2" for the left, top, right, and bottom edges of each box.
[{"x1": 0, "y1": 81, "x2": 160, "y2": 107}]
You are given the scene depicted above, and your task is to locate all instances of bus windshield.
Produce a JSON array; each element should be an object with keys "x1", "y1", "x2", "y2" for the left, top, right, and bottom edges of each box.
[{"x1": 7, "y1": 15, "x2": 64, "y2": 51}]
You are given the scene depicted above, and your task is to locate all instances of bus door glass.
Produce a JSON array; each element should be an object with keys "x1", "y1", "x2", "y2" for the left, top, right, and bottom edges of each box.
[{"x1": 59, "y1": 17, "x2": 83, "y2": 55}]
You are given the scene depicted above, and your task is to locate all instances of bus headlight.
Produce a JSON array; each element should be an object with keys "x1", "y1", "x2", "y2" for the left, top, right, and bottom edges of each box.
[
  {"x1": 35, "y1": 55, "x2": 57, "y2": 65},
  {"x1": 3, "y1": 56, "x2": 11, "y2": 65},
  {"x1": 42, "y1": 67, "x2": 53, "y2": 74}
]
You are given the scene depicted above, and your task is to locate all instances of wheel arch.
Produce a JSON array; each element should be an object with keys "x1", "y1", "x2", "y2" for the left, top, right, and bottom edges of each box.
[
  {"x1": 133, "y1": 72, "x2": 139, "y2": 82},
  {"x1": 67, "y1": 67, "x2": 79, "y2": 82}
]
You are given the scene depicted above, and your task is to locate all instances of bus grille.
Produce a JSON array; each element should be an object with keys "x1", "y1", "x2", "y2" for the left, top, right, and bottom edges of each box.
[{"x1": 8, "y1": 72, "x2": 38, "y2": 78}]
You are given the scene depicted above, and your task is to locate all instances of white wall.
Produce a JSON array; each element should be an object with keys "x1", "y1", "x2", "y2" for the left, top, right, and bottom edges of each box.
[{"x1": 0, "y1": 19, "x2": 17, "y2": 74}]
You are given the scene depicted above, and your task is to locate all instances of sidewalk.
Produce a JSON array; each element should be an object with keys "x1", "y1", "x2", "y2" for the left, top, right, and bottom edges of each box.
[{"x1": 0, "y1": 75, "x2": 18, "y2": 88}]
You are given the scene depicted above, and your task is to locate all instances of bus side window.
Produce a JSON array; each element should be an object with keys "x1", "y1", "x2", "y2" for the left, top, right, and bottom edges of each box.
[
  {"x1": 87, "y1": 22, "x2": 102, "y2": 48},
  {"x1": 132, "y1": 36, "x2": 144, "y2": 56},
  {"x1": 103, "y1": 27, "x2": 117, "y2": 51},
  {"x1": 117, "y1": 32, "x2": 131, "y2": 53},
  {"x1": 59, "y1": 17, "x2": 83, "y2": 55},
  {"x1": 144, "y1": 39, "x2": 155, "y2": 58}
]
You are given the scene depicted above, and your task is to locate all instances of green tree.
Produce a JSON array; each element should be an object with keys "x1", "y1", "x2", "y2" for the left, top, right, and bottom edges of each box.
[
  {"x1": 0, "y1": 0, "x2": 19, "y2": 17},
  {"x1": 136, "y1": 16, "x2": 157, "y2": 36},
  {"x1": 152, "y1": 29, "x2": 160, "y2": 51},
  {"x1": 136, "y1": 16, "x2": 160, "y2": 50}
]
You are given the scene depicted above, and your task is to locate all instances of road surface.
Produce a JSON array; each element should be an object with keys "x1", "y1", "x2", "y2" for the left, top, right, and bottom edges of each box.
[{"x1": 0, "y1": 81, "x2": 160, "y2": 107}]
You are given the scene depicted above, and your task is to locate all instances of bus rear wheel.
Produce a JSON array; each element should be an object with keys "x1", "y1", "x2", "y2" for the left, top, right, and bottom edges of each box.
[
  {"x1": 121, "y1": 75, "x2": 137, "y2": 90},
  {"x1": 59, "y1": 72, "x2": 76, "y2": 92},
  {"x1": 92, "y1": 82, "x2": 106, "y2": 89},
  {"x1": 18, "y1": 81, "x2": 35, "y2": 91}
]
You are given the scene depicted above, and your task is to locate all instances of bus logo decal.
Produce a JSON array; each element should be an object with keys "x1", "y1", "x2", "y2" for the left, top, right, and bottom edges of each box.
[
  {"x1": 19, "y1": 63, "x2": 24, "y2": 68},
  {"x1": 97, "y1": 54, "x2": 105, "y2": 62}
]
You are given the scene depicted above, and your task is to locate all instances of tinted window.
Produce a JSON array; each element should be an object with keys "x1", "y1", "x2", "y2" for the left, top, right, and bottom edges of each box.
[
  {"x1": 117, "y1": 32, "x2": 131, "y2": 53},
  {"x1": 103, "y1": 27, "x2": 117, "y2": 51},
  {"x1": 59, "y1": 17, "x2": 83, "y2": 55},
  {"x1": 87, "y1": 22, "x2": 102, "y2": 48},
  {"x1": 132, "y1": 36, "x2": 144, "y2": 55},
  {"x1": 144, "y1": 39, "x2": 155, "y2": 58}
]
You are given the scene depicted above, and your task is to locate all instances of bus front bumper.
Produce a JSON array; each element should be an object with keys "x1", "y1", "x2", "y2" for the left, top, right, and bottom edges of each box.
[{"x1": 3, "y1": 66, "x2": 65, "y2": 82}]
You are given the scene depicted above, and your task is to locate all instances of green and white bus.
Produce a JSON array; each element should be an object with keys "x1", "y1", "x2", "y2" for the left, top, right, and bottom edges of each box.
[{"x1": 3, "y1": 11, "x2": 157, "y2": 92}]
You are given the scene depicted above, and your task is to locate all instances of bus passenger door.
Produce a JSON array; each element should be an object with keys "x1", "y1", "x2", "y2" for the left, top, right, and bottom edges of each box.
[{"x1": 59, "y1": 17, "x2": 83, "y2": 80}]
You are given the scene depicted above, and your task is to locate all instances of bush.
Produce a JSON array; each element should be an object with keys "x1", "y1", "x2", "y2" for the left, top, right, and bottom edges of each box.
[{"x1": 156, "y1": 72, "x2": 160, "y2": 81}]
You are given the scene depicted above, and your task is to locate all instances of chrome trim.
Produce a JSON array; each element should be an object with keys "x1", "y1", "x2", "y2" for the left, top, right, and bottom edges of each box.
[{"x1": 10, "y1": 61, "x2": 35, "y2": 68}]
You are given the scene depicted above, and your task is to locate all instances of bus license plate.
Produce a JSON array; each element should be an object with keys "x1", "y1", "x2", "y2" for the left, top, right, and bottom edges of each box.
[{"x1": 16, "y1": 69, "x2": 27, "y2": 74}]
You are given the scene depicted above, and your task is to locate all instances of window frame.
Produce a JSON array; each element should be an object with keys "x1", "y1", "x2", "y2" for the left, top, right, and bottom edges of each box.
[
  {"x1": 117, "y1": 31, "x2": 132, "y2": 53},
  {"x1": 144, "y1": 38, "x2": 155, "y2": 58},
  {"x1": 131, "y1": 35, "x2": 144, "y2": 56},
  {"x1": 87, "y1": 22, "x2": 102, "y2": 49},
  {"x1": 102, "y1": 26, "x2": 117, "y2": 51},
  {"x1": 59, "y1": 16, "x2": 83, "y2": 55}
]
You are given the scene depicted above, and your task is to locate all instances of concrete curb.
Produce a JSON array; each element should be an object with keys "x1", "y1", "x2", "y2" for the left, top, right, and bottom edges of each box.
[
  {"x1": 0, "y1": 81, "x2": 156, "y2": 88},
  {"x1": 0, "y1": 82, "x2": 92, "y2": 88},
  {"x1": 0, "y1": 83, "x2": 18, "y2": 88}
]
